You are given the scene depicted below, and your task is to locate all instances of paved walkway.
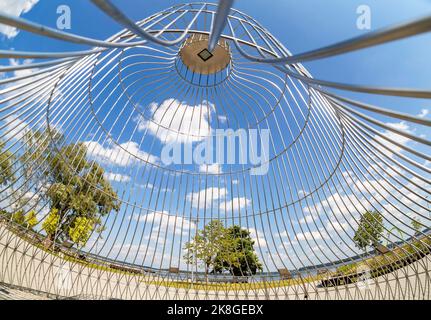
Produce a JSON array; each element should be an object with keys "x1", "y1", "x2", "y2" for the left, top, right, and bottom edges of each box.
[
  {"x1": 0, "y1": 224, "x2": 430, "y2": 300},
  {"x1": 0, "y1": 283, "x2": 51, "y2": 300}
]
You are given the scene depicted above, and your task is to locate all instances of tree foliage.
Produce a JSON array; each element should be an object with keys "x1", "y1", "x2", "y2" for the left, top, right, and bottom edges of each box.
[
  {"x1": 42, "y1": 208, "x2": 61, "y2": 236},
  {"x1": 23, "y1": 130, "x2": 121, "y2": 245},
  {"x1": 353, "y1": 210, "x2": 384, "y2": 252},
  {"x1": 0, "y1": 140, "x2": 14, "y2": 186},
  {"x1": 68, "y1": 216, "x2": 93, "y2": 246},
  {"x1": 1, "y1": 140, "x2": 40, "y2": 230},
  {"x1": 214, "y1": 226, "x2": 263, "y2": 276},
  {"x1": 11, "y1": 210, "x2": 25, "y2": 226},
  {"x1": 184, "y1": 221, "x2": 262, "y2": 278},
  {"x1": 20, "y1": 130, "x2": 62, "y2": 189},
  {"x1": 25, "y1": 210, "x2": 38, "y2": 229},
  {"x1": 8, "y1": 210, "x2": 38, "y2": 230},
  {"x1": 411, "y1": 219, "x2": 422, "y2": 234}
]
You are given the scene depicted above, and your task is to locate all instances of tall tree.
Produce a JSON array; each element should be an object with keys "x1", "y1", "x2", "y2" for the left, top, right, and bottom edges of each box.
[
  {"x1": 0, "y1": 140, "x2": 16, "y2": 219},
  {"x1": 214, "y1": 226, "x2": 262, "y2": 276},
  {"x1": 0, "y1": 140, "x2": 14, "y2": 186},
  {"x1": 20, "y1": 129, "x2": 62, "y2": 190},
  {"x1": 22, "y1": 130, "x2": 121, "y2": 246},
  {"x1": 10, "y1": 210, "x2": 38, "y2": 230},
  {"x1": 44, "y1": 142, "x2": 120, "y2": 245},
  {"x1": 1, "y1": 140, "x2": 39, "y2": 230},
  {"x1": 353, "y1": 210, "x2": 384, "y2": 252},
  {"x1": 411, "y1": 219, "x2": 422, "y2": 235},
  {"x1": 184, "y1": 220, "x2": 241, "y2": 281}
]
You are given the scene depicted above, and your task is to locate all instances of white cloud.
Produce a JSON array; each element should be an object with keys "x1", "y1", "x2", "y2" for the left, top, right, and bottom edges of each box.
[
  {"x1": 134, "y1": 98, "x2": 214, "y2": 144},
  {"x1": 297, "y1": 189, "x2": 307, "y2": 197},
  {"x1": 1, "y1": 59, "x2": 66, "y2": 138},
  {"x1": 8, "y1": 58, "x2": 34, "y2": 76},
  {"x1": 186, "y1": 186, "x2": 251, "y2": 212},
  {"x1": 218, "y1": 115, "x2": 227, "y2": 124},
  {"x1": 303, "y1": 191, "x2": 370, "y2": 219},
  {"x1": 375, "y1": 121, "x2": 412, "y2": 158},
  {"x1": 326, "y1": 220, "x2": 349, "y2": 233},
  {"x1": 83, "y1": 235, "x2": 105, "y2": 252},
  {"x1": 381, "y1": 176, "x2": 430, "y2": 234},
  {"x1": 104, "y1": 172, "x2": 131, "y2": 183},
  {"x1": 0, "y1": 0, "x2": 39, "y2": 38},
  {"x1": 297, "y1": 158, "x2": 430, "y2": 248},
  {"x1": 219, "y1": 196, "x2": 251, "y2": 212},
  {"x1": 199, "y1": 163, "x2": 222, "y2": 174},
  {"x1": 130, "y1": 210, "x2": 196, "y2": 237},
  {"x1": 1, "y1": 114, "x2": 63, "y2": 143},
  {"x1": 1, "y1": 59, "x2": 63, "y2": 105},
  {"x1": 418, "y1": 109, "x2": 429, "y2": 118},
  {"x1": 295, "y1": 230, "x2": 324, "y2": 241},
  {"x1": 248, "y1": 227, "x2": 267, "y2": 248},
  {"x1": 299, "y1": 215, "x2": 315, "y2": 224},
  {"x1": 84, "y1": 141, "x2": 159, "y2": 167},
  {"x1": 187, "y1": 187, "x2": 228, "y2": 209},
  {"x1": 1, "y1": 115, "x2": 30, "y2": 141}
]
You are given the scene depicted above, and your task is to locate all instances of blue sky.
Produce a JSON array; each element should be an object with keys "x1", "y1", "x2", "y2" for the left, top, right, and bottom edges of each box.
[
  {"x1": 2, "y1": 0, "x2": 431, "y2": 119},
  {"x1": 1, "y1": 1, "x2": 430, "y2": 272}
]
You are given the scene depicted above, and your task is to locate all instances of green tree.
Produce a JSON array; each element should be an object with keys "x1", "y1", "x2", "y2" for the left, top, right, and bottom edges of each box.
[
  {"x1": 42, "y1": 208, "x2": 60, "y2": 236},
  {"x1": 9, "y1": 210, "x2": 38, "y2": 230},
  {"x1": 45, "y1": 143, "x2": 120, "y2": 245},
  {"x1": 68, "y1": 216, "x2": 93, "y2": 246},
  {"x1": 24, "y1": 210, "x2": 38, "y2": 229},
  {"x1": 22, "y1": 130, "x2": 121, "y2": 246},
  {"x1": 11, "y1": 210, "x2": 25, "y2": 226},
  {"x1": 0, "y1": 140, "x2": 15, "y2": 186},
  {"x1": 214, "y1": 226, "x2": 263, "y2": 276},
  {"x1": 386, "y1": 226, "x2": 404, "y2": 245},
  {"x1": 184, "y1": 220, "x2": 241, "y2": 281},
  {"x1": 411, "y1": 219, "x2": 422, "y2": 234},
  {"x1": 20, "y1": 129, "x2": 63, "y2": 189},
  {"x1": 353, "y1": 210, "x2": 384, "y2": 252}
]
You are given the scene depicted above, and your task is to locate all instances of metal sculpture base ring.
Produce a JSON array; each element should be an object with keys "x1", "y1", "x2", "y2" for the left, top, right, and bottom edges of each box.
[{"x1": 179, "y1": 34, "x2": 231, "y2": 75}]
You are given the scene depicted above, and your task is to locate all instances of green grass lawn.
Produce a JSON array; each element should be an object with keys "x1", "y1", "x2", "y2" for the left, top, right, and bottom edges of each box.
[{"x1": 336, "y1": 236, "x2": 431, "y2": 276}]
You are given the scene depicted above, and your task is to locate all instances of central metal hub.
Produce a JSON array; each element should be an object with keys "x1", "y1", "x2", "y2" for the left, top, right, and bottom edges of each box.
[{"x1": 179, "y1": 34, "x2": 231, "y2": 75}]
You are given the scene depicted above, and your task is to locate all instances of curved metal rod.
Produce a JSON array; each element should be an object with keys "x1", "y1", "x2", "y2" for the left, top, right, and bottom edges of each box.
[
  {"x1": 0, "y1": 49, "x2": 104, "y2": 59},
  {"x1": 0, "y1": 61, "x2": 75, "y2": 86},
  {"x1": 232, "y1": 14, "x2": 431, "y2": 64},
  {"x1": 0, "y1": 12, "x2": 152, "y2": 48},
  {"x1": 1, "y1": 2, "x2": 430, "y2": 298},
  {"x1": 280, "y1": 64, "x2": 431, "y2": 99},
  {"x1": 328, "y1": 96, "x2": 431, "y2": 148},
  {"x1": 333, "y1": 102, "x2": 431, "y2": 162},
  {"x1": 0, "y1": 57, "x2": 77, "y2": 73},
  {"x1": 208, "y1": 0, "x2": 235, "y2": 52},
  {"x1": 90, "y1": 0, "x2": 205, "y2": 46},
  {"x1": 321, "y1": 90, "x2": 431, "y2": 126},
  {"x1": 227, "y1": 19, "x2": 431, "y2": 99}
]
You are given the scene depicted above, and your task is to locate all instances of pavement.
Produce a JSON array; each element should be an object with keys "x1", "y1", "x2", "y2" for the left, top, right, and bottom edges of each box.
[{"x1": 1, "y1": 224, "x2": 430, "y2": 300}]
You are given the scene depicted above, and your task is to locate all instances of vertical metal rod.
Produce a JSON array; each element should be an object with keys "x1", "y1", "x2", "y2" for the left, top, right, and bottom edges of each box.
[{"x1": 208, "y1": 0, "x2": 234, "y2": 52}]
